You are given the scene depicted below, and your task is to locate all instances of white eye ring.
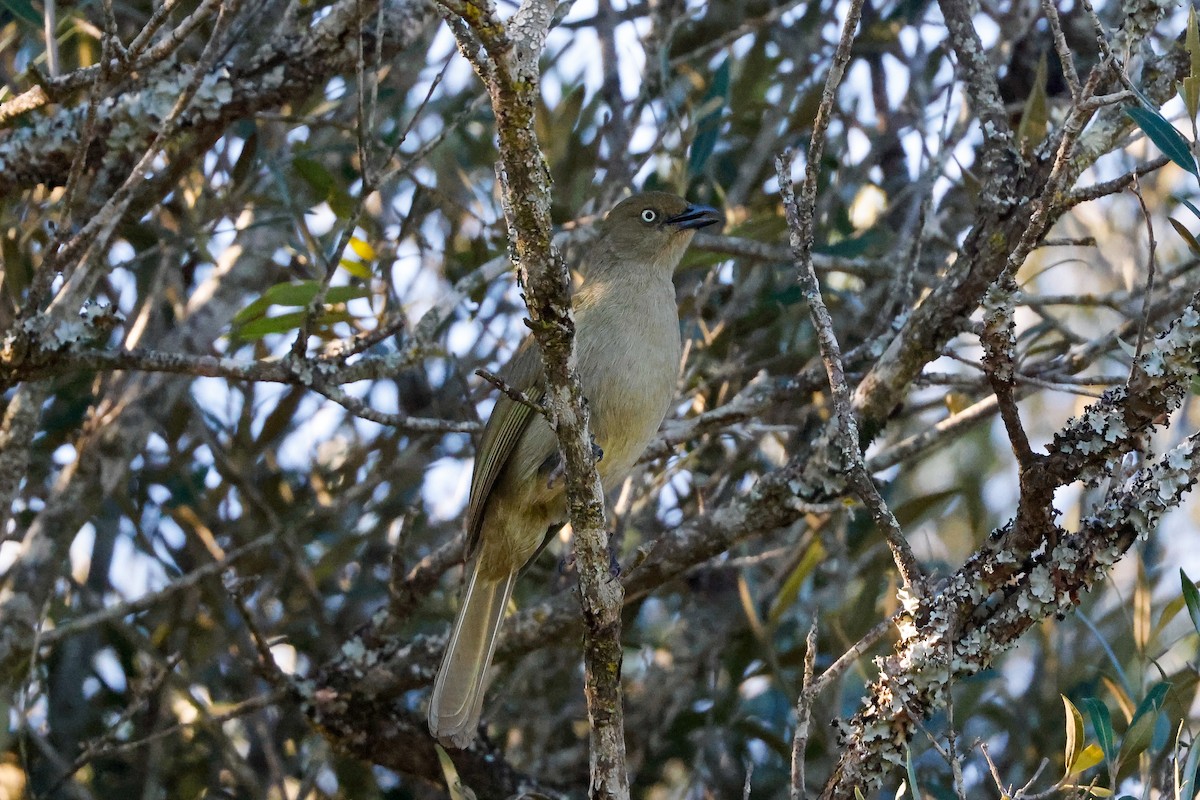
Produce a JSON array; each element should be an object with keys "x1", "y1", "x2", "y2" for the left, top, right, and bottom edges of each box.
[{"x1": 640, "y1": 208, "x2": 658, "y2": 223}]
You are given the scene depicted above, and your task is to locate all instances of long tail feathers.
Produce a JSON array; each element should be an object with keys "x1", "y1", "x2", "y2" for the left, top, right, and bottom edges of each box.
[{"x1": 427, "y1": 558, "x2": 516, "y2": 749}]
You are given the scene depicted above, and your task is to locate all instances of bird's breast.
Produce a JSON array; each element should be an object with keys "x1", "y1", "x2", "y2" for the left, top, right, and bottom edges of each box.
[{"x1": 574, "y1": 278, "x2": 681, "y2": 488}]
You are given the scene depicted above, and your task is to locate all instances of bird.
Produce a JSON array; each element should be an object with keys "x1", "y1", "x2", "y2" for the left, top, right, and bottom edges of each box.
[{"x1": 427, "y1": 191, "x2": 723, "y2": 749}]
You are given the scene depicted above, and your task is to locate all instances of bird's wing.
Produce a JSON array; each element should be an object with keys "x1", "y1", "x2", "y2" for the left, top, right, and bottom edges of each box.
[{"x1": 465, "y1": 335, "x2": 546, "y2": 552}]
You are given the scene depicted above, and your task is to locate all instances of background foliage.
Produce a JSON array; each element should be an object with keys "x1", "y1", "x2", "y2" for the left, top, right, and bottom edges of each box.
[{"x1": 1, "y1": 0, "x2": 1199, "y2": 798}]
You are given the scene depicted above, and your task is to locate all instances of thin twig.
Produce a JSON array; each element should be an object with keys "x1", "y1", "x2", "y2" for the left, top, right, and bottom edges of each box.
[
  {"x1": 1129, "y1": 176, "x2": 1158, "y2": 368},
  {"x1": 475, "y1": 367, "x2": 549, "y2": 418},
  {"x1": 789, "y1": 618, "x2": 819, "y2": 800}
]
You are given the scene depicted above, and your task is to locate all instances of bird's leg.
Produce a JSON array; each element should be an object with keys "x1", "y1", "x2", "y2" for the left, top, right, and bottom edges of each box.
[
  {"x1": 539, "y1": 440, "x2": 604, "y2": 490},
  {"x1": 539, "y1": 451, "x2": 563, "y2": 489}
]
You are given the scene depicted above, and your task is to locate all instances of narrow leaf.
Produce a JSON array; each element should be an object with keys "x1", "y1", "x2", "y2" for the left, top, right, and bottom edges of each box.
[
  {"x1": 906, "y1": 746, "x2": 921, "y2": 799},
  {"x1": 348, "y1": 236, "x2": 377, "y2": 261},
  {"x1": 1071, "y1": 743, "x2": 1106, "y2": 774},
  {"x1": 1118, "y1": 682, "x2": 1170, "y2": 765},
  {"x1": 293, "y1": 156, "x2": 335, "y2": 198},
  {"x1": 234, "y1": 281, "x2": 371, "y2": 324},
  {"x1": 1017, "y1": 53, "x2": 1050, "y2": 150},
  {"x1": 1168, "y1": 218, "x2": 1200, "y2": 256},
  {"x1": 236, "y1": 309, "x2": 356, "y2": 340},
  {"x1": 1189, "y1": 6, "x2": 1200, "y2": 87},
  {"x1": 767, "y1": 540, "x2": 825, "y2": 625},
  {"x1": 1179, "y1": 197, "x2": 1200, "y2": 221},
  {"x1": 1183, "y1": 568, "x2": 1200, "y2": 634},
  {"x1": 688, "y1": 58, "x2": 731, "y2": 177},
  {"x1": 1063, "y1": 695, "x2": 1086, "y2": 777},
  {"x1": 1083, "y1": 698, "x2": 1116, "y2": 765},
  {"x1": 1126, "y1": 106, "x2": 1198, "y2": 177},
  {"x1": 339, "y1": 257, "x2": 373, "y2": 280},
  {"x1": 1178, "y1": 721, "x2": 1200, "y2": 800}
]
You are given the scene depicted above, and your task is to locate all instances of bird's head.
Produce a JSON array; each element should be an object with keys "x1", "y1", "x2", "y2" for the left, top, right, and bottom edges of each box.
[{"x1": 596, "y1": 191, "x2": 723, "y2": 273}]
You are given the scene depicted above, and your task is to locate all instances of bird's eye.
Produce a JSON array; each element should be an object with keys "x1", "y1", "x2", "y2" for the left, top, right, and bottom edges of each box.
[{"x1": 640, "y1": 209, "x2": 658, "y2": 224}]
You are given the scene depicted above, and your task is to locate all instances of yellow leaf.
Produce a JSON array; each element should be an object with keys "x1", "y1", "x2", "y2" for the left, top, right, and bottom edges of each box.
[
  {"x1": 339, "y1": 257, "x2": 372, "y2": 280},
  {"x1": 1062, "y1": 695, "x2": 1085, "y2": 779},
  {"x1": 1069, "y1": 743, "x2": 1106, "y2": 775},
  {"x1": 349, "y1": 236, "x2": 377, "y2": 261}
]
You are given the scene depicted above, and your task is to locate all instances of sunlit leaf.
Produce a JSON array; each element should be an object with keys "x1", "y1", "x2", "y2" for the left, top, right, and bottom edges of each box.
[
  {"x1": 1134, "y1": 559, "x2": 1151, "y2": 652},
  {"x1": 1071, "y1": 743, "x2": 1106, "y2": 774},
  {"x1": 1187, "y1": 6, "x2": 1200, "y2": 118},
  {"x1": 1017, "y1": 53, "x2": 1050, "y2": 150},
  {"x1": 1063, "y1": 695, "x2": 1086, "y2": 777},
  {"x1": 339, "y1": 257, "x2": 373, "y2": 280},
  {"x1": 767, "y1": 540, "x2": 825, "y2": 626},
  {"x1": 348, "y1": 236, "x2": 376, "y2": 262}
]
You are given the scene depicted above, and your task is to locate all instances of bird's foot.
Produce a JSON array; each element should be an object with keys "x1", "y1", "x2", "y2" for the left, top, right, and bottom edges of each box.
[
  {"x1": 538, "y1": 440, "x2": 603, "y2": 489},
  {"x1": 540, "y1": 451, "x2": 563, "y2": 489}
]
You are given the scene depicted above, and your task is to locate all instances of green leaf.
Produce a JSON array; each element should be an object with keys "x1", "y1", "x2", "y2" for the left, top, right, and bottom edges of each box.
[
  {"x1": 688, "y1": 58, "x2": 730, "y2": 177},
  {"x1": 0, "y1": 0, "x2": 41, "y2": 27},
  {"x1": 1126, "y1": 106, "x2": 1198, "y2": 177},
  {"x1": 1178, "y1": 197, "x2": 1200, "y2": 221},
  {"x1": 1118, "y1": 682, "x2": 1170, "y2": 765},
  {"x1": 235, "y1": 309, "x2": 355, "y2": 340},
  {"x1": 766, "y1": 540, "x2": 825, "y2": 626},
  {"x1": 292, "y1": 156, "x2": 335, "y2": 198},
  {"x1": 1083, "y1": 697, "x2": 1116, "y2": 765},
  {"x1": 1180, "y1": 78, "x2": 1200, "y2": 121},
  {"x1": 234, "y1": 281, "x2": 371, "y2": 329},
  {"x1": 1178, "y1": 720, "x2": 1200, "y2": 800},
  {"x1": 905, "y1": 746, "x2": 921, "y2": 800},
  {"x1": 234, "y1": 310, "x2": 309, "y2": 339},
  {"x1": 1183, "y1": 568, "x2": 1200, "y2": 634},
  {"x1": 1184, "y1": 5, "x2": 1200, "y2": 117},
  {"x1": 339, "y1": 257, "x2": 373, "y2": 280},
  {"x1": 231, "y1": 129, "x2": 259, "y2": 188}
]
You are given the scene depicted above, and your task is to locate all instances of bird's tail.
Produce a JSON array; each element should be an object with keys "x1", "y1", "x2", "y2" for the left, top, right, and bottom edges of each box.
[{"x1": 427, "y1": 556, "x2": 516, "y2": 749}]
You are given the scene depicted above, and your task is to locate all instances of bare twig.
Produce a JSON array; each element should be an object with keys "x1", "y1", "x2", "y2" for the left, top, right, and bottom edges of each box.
[
  {"x1": 475, "y1": 367, "x2": 548, "y2": 417},
  {"x1": 778, "y1": 151, "x2": 924, "y2": 596},
  {"x1": 438, "y1": 0, "x2": 630, "y2": 795},
  {"x1": 789, "y1": 619, "x2": 819, "y2": 800}
]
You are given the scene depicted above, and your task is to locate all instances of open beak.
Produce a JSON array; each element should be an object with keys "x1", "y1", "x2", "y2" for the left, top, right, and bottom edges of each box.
[{"x1": 665, "y1": 204, "x2": 724, "y2": 231}]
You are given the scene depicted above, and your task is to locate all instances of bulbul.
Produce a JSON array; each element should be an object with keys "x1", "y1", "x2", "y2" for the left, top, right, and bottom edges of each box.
[{"x1": 427, "y1": 192, "x2": 723, "y2": 748}]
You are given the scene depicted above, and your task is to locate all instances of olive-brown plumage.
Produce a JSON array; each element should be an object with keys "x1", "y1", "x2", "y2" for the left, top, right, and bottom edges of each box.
[{"x1": 428, "y1": 192, "x2": 722, "y2": 748}]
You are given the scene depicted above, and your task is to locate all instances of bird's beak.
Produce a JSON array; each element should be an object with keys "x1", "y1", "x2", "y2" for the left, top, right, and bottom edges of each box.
[{"x1": 665, "y1": 204, "x2": 724, "y2": 231}]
